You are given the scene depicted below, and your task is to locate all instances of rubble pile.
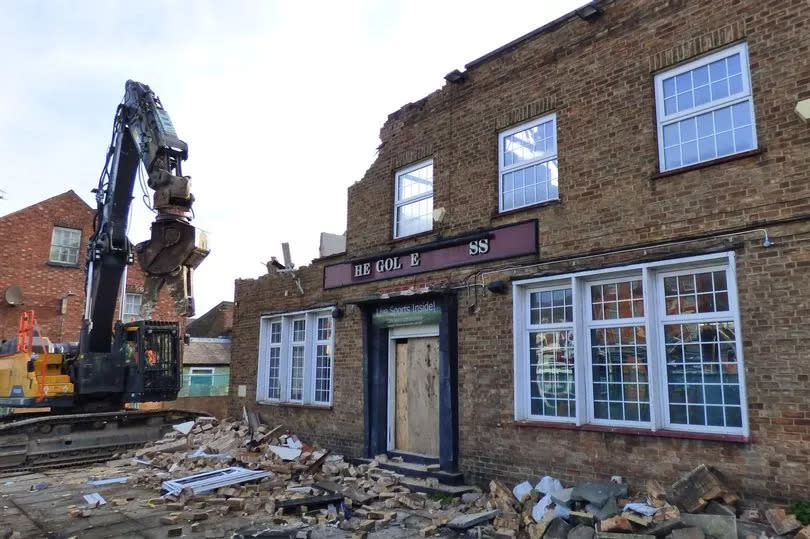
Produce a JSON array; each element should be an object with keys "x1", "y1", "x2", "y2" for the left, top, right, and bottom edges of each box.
[
  {"x1": 74, "y1": 418, "x2": 810, "y2": 539},
  {"x1": 87, "y1": 415, "x2": 487, "y2": 536},
  {"x1": 471, "y1": 465, "x2": 810, "y2": 539}
]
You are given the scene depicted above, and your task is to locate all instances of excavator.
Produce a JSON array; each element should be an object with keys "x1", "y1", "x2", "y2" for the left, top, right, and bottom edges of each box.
[{"x1": 0, "y1": 80, "x2": 210, "y2": 470}]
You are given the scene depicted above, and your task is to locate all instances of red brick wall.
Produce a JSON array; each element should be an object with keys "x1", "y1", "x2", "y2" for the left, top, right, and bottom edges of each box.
[
  {"x1": 0, "y1": 191, "x2": 182, "y2": 343},
  {"x1": 230, "y1": 0, "x2": 810, "y2": 499}
]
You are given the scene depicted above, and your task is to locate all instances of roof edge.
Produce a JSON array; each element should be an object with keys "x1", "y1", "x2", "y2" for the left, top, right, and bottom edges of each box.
[
  {"x1": 0, "y1": 190, "x2": 94, "y2": 221},
  {"x1": 464, "y1": 0, "x2": 600, "y2": 70}
]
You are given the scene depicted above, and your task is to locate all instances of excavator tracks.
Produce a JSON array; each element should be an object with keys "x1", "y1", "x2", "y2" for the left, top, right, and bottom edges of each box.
[{"x1": 0, "y1": 409, "x2": 207, "y2": 472}]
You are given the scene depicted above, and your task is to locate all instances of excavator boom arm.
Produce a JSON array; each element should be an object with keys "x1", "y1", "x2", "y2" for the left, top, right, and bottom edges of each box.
[{"x1": 82, "y1": 80, "x2": 209, "y2": 354}]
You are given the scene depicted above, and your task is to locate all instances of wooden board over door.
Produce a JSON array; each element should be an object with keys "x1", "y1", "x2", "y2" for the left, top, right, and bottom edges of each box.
[{"x1": 394, "y1": 336, "x2": 440, "y2": 456}]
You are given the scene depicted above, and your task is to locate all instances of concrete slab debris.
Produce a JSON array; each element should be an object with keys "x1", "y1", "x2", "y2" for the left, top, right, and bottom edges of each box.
[
  {"x1": 569, "y1": 524, "x2": 595, "y2": 539},
  {"x1": 764, "y1": 508, "x2": 802, "y2": 536},
  {"x1": 671, "y1": 527, "x2": 705, "y2": 539},
  {"x1": 643, "y1": 516, "x2": 686, "y2": 537},
  {"x1": 543, "y1": 517, "x2": 573, "y2": 539},
  {"x1": 573, "y1": 482, "x2": 626, "y2": 507},
  {"x1": 448, "y1": 510, "x2": 499, "y2": 530},
  {"x1": 597, "y1": 533, "x2": 655, "y2": 539},
  {"x1": 681, "y1": 513, "x2": 737, "y2": 539},
  {"x1": 705, "y1": 501, "x2": 736, "y2": 518},
  {"x1": 552, "y1": 487, "x2": 574, "y2": 507}
]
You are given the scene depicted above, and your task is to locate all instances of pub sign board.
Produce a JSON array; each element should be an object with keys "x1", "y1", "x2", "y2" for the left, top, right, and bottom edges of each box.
[{"x1": 323, "y1": 220, "x2": 537, "y2": 289}]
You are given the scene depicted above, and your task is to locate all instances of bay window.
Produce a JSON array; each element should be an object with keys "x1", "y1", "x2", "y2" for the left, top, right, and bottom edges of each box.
[
  {"x1": 257, "y1": 308, "x2": 334, "y2": 406},
  {"x1": 513, "y1": 252, "x2": 747, "y2": 436}
]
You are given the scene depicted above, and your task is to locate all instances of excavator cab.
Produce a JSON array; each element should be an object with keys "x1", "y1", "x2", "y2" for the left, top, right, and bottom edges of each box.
[
  {"x1": 120, "y1": 321, "x2": 182, "y2": 403},
  {"x1": 70, "y1": 320, "x2": 182, "y2": 409}
]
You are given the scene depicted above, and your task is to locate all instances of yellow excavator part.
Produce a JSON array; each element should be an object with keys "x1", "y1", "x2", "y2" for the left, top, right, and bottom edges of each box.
[{"x1": 0, "y1": 352, "x2": 74, "y2": 400}]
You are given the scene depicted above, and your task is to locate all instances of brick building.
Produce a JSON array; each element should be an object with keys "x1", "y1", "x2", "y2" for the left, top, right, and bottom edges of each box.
[
  {"x1": 229, "y1": 0, "x2": 810, "y2": 499},
  {"x1": 0, "y1": 190, "x2": 181, "y2": 343}
]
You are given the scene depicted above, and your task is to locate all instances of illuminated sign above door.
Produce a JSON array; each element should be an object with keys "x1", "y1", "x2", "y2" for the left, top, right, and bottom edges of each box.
[{"x1": 323, "y1": 220, "x2": 537, "y2": 289}]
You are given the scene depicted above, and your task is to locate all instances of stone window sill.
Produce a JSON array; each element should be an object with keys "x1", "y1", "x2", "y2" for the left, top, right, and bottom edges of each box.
[
  {"x1": 492, "y1": 198, "x2": 561, "y2": 219},
  {"x1": 514, "y1": 419, "x2": 750, "y2": 443},
  {"x1": 257, "y1": 400, "x2": 332, "y2": 411},
  {"x1": 386, "y1": 229, "x2": 435, "y2": 246},
  {"x1": 651, "y1": 148, "x2": 764, "y2": 180},
  {"x1": 47, "y1": 261, "x2": 81, "y2": 269}
]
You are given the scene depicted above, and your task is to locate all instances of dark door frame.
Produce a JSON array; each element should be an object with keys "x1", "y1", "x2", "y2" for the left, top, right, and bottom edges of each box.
[{"x1": 361, "y1": 292, "x2": 458, "y2": 471}]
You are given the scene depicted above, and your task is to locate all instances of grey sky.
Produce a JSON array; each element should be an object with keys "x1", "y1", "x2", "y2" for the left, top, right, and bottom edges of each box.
[{"x1": 0, "y1": 0, "x2": 587, "y2": 315}]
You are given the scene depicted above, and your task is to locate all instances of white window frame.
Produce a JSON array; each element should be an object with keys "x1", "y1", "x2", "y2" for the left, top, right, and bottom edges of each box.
[
  {"x1": 266, "y1": 321, "x2": 283, "y2": 400},
  {"x1": 393, "y1": 159, "x2": 433, "y2": 239},
  {"x1": 49, "y1": 226, "x2": 82, "y2": 265},
  {"x1": 522, "y1": 282, "x2": 576, "y2": 423},
  {"x1": 256, "y1": 308, "x2": 335, "y2": 406},
  {"x1": 513, "y1": 252, "x2": 748, "y2": 436},
  {"x1": 584, "y1": 275, "x2": 653, "y2": 429},
  {"x1": 312, "y1": 315, "x2": 334, "y2": 405},
  {"x1": 288, "y1": 317, "x2": 306, "y2": 402},
  {"x1": 123, "y1": 293, "x2": 142, "y2": 322},
  {"x1": 498, "y1": 113, "x2": 558, "y2": 213},
  {"x1": 654, "y1": 42, "x2": 756, "y2": 172}
]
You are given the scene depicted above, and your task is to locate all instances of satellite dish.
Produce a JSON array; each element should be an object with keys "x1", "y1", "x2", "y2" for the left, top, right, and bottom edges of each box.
[{"x1": 4, "y1": 285, "x2": 22, "y2": 306}]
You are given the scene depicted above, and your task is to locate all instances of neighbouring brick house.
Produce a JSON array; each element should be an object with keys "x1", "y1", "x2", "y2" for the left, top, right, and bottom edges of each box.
[
  {"x1": 229, "y1": 0, "x2": 810, "y2": 499},
  {"x1": 0, "y1": 190, "x2": 182, "y2": 343}
]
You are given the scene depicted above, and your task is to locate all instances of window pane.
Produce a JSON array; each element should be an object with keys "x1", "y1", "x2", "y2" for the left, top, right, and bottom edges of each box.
[
  {"x1": 591, "y1": 280, "x2": 642, "y2": 321},
  {"x1": 664, "y1": 321, "x2": 740, "y2": 428},
  {"x1": 530, "y1": 288, "x2": 572, "y2": 326},
  {"x1": 270, "y1": 322, "x2": 282, "y2": 344},
  {"x1": 315, "y1": 344, "x2": 332, "y2": 403},
  {"x1": 397, "y1": 162, "x2": 433, "y2": 202},
  {"x1": 123, "y1": 293, "x2": 142, "y2": 322},
  {"x1": 292, "y1": 319, "x2": 306, "y2": 342},
  {"x1": 396, "y1": 197, "x2": 433, "y2": 237},
  {"x1": 660, "y1": 50, "x2": 745, "y2": 118},
  {"x1": 503, "y1": 119, "x2": 555, "y2": 167},
  {"x1": 591, "y1": 326, "x2": 649, "y2": 423},
  {"x1": 529, "y1": 330, "x2": 575, "y2": 418},
  {"x1": 290, "y1": 345, "x2": 305, "y2": 400},
  {"x1": 50, "y1": 227, "x2": 81, "y2": 264},
  {"x1": 734, "y1": 125, "x2": 754, "y2": 152},
  {"x1": 317, "y1": 317, "x2": 332, "y2": 341},
  {"x1": 665, "y1": 271, "x2": 730, "y2": 315},
  {"x1": 268, "y1": 347, "x2": 281, "y2": 399},
  {"x1": 502, "y1": 159, "x2": 558, "y2": 211}
]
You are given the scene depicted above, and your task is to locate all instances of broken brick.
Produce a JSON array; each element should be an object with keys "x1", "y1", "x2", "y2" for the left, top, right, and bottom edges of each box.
[{"x1": 600, "y1": 516, "x2": 632, "y2": 532}]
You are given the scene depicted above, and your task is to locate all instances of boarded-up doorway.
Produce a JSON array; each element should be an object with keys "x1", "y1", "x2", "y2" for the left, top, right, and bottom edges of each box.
[{"x1": 390, "y1": 333, "x2": 440, "y2": 456}]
